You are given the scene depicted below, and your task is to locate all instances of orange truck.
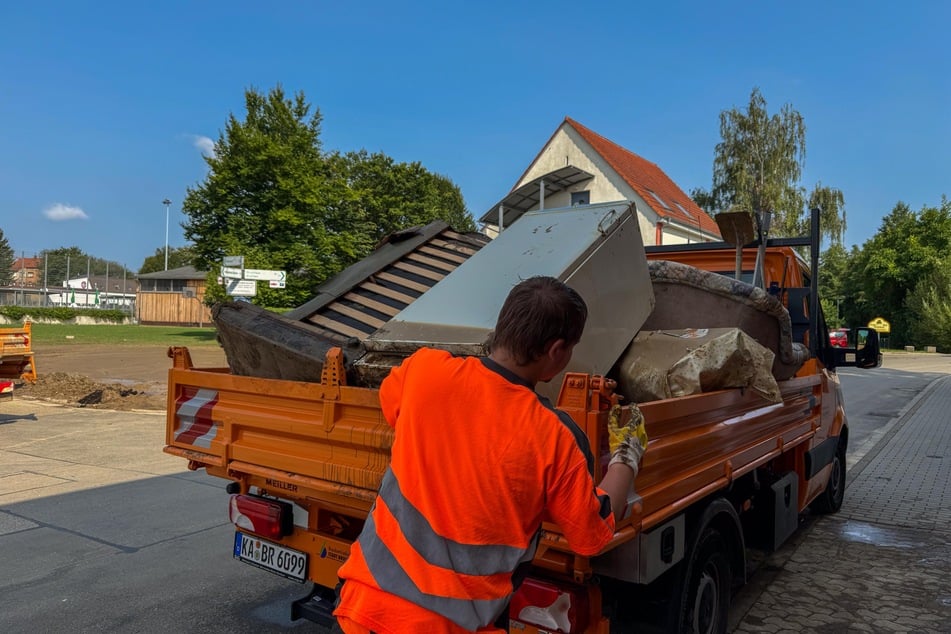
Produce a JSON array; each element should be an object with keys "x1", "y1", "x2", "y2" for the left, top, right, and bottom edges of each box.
[
  {"x1": 164, "y1": 205, "x2": 880, "y2": 633},
  {"x1": 0, "y1": 321, "x2": 37, "y2": 395}
]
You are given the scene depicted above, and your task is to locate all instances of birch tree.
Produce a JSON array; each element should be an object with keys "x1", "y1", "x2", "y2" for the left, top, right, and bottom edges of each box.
[{"x1": 696, "y1": 88, "x2": 846, "y2": 243}]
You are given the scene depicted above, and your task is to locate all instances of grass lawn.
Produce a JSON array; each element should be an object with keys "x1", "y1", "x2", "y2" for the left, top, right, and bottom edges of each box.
[{"x1": 24, "y1": 323, "x2": 220, "y2": 347}]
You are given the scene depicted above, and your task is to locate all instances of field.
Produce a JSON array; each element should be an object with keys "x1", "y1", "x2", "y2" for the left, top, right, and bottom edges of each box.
[{"x1": 26, "y1": 323, "x2": 222, "y2": 346}]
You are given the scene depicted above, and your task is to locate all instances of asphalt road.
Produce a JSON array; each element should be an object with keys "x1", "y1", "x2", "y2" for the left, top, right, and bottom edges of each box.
[
  {"x1": 838, "y1": 351, "x2": 951, "y2": 466},
  {"x1": 0, "y1": 352, "x2": 947, "y2": 633},
  {"x1": 0, "y1": 403, "x2": 310, "y2": 633}
]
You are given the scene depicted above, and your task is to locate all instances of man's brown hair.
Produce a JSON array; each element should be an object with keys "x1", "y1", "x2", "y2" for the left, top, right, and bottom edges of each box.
[{"x1": 490, "y1": 276, "x2": 588, "y2": 365}]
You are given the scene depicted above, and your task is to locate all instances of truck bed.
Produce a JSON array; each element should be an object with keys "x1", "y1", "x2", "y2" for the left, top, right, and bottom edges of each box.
[{"x1": 164, "y1": 345, "x2": 827, "y2": 583}]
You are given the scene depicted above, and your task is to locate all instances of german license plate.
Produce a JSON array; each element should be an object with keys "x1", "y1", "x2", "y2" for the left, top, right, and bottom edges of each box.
[{"x1": 233, "y1": 532, "x2": 307, "y2": 582}]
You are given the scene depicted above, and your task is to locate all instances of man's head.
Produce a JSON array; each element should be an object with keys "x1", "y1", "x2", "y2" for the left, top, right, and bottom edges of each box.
[{"x1": 490, "y1": 276, "x2": 588, "y2": 367}]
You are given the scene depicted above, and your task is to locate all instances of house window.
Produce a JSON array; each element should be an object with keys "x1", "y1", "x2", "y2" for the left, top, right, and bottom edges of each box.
[
  {"x1": 571, "y1": 191, "x2": 590, "y2": 206},
  {"x1": 141, "y1": 279, "x2": 186, "y2": 292}
]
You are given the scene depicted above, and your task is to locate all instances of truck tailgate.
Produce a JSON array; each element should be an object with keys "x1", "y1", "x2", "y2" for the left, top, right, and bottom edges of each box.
[
  {"x1": 0, "y1": 322, "x2": 37, "y2": 382},
  {"x1": 164, "y1": 347, "x2": 391, "y2": 511}
]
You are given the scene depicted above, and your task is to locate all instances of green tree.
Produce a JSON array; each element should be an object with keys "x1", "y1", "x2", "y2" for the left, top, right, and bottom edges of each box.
[
  {"x1": 41, "y1": 247, "x2": 90, "y2": 286},
  {"x1": 906, "y1": 256, "x2": 951, "y2": 352},
  {"x1": 844, "y1": 198, "x2": 951, "y2": 345},
  {"x1": 139, "y1": 246, "x2": 196, "y2": 274},
  {"x1": 0, "y1": 228, "x2": 14, "y2": 286},
  {"x1": 183, "y1": 85, "x2": 475, "y2": 308},
  {"x1": 818, "y1": 243, "x2": 850, "y2": 328},
  {"x1": 689, "y1": 187, "x2": 717, "y2": 214},
  {"x1": 39, "y1": 247, "x2": 130, "y2": 287},
  {"x1": 700, "y1": 87, "x2": 846, "y2": 243},
  {"x1": 183, "y1": 85, "x2": 340, "y2": 307},
  {"x1": 327, "y1": 150, "x2": 473, "y2": 243},
  {"x1": 807, "y1": 184, "x2": 846, "y2": 244}
]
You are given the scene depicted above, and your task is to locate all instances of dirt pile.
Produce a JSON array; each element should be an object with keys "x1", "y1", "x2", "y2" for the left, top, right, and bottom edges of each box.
[
  {"x1": 7, "y1": 343, "x2": 230, "y2": 411},
  {"x1": 15, "y1": 372, "x2": 167, "y2": 411}
]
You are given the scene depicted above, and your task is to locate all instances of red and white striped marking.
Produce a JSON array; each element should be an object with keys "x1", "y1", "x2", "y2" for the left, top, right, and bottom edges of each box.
[{"x1": 174, "y1": 389, "x2": 220, "y2": 448}]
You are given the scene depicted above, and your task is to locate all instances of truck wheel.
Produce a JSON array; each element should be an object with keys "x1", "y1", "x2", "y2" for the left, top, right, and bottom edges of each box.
[
  {"x1": 675, "y1": 526, "x2": 731, "y2": 634},
  {"x1": 810, "y1": 442, "x2": 846, "y2": 514}
]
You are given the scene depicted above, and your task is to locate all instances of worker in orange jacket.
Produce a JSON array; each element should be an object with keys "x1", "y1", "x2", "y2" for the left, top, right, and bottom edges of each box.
[{"x1": 333, "y1": 276, "x2": 648, "y2": 633}]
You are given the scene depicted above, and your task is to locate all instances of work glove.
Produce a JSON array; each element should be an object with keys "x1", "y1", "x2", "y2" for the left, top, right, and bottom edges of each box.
[{"x1": 608, "y1": 403, "x2": 649, "y2": 476}]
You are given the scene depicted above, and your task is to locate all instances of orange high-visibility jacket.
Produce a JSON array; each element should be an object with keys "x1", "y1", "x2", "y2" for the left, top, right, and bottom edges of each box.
[{"x1": 334, "y1": 348, "x2": 615, "y2": 633}]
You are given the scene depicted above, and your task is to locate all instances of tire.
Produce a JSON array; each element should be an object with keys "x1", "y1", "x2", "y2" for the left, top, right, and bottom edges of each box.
[
  {"x1": 674, "y1": 527, "x2": 732, "y2": 634},
  {"x1": 810, "y1": 442, "x2": 846, "y2": 514}
]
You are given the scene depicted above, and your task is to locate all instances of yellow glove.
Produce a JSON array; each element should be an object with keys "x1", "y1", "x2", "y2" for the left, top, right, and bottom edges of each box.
[{"x1": 608, "y1": 404, "x2": 649, "y2": 474}]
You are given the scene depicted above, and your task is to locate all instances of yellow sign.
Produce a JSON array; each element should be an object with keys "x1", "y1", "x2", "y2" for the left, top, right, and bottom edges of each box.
[{"x1": 868, "y1": 317, "x2": 891, "y2": 333}]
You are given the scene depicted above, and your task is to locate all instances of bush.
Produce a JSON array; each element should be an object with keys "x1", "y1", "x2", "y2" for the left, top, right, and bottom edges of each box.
[{"x1": 0, "y1": 306, "x2": 129, "y2": 324}]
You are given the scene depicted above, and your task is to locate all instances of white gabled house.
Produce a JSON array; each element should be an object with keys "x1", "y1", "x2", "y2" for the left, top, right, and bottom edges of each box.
[{"x1": 480, "y1": 117, "x2": 720, "y2": 245}]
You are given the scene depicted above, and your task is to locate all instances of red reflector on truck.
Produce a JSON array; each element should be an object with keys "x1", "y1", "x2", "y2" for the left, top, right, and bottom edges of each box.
[
  {"x1": 229, "y1": 494, "x2": 292, "y2": 540},
  {"x1": 509, "y1": 577, "x2": 588, "y2": 633}
]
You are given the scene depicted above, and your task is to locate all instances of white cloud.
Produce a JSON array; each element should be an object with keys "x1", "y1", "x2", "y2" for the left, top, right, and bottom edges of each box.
[
  {"x1": 191, "y1": 135, "x2": 216, "y2": 158},
  {"x1": 43, "y1": 203, "x2": 88, "y2": 221}
]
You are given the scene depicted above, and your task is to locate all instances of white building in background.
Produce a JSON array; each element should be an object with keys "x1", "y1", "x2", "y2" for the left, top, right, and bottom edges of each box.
[
  {"x1": 479, "y1": 117, "x2": 721, "y2": 246},
  {"x1": 49, "y1": 276, "x2": 136, "y2": 309}
]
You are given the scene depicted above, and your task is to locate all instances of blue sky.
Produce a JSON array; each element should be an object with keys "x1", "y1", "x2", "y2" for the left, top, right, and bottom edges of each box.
[{"x1": 2, "y1": 1, "x2": 949, "y2": 271}]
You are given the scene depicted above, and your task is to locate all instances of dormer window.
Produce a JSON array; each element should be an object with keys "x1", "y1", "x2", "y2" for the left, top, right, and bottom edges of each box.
[
  {"x1": 648, "y1": 190, "x2": 671, "y2": 210},
  {"x1": 674, "y1": 201, "x2": 694, "y2": 219}
]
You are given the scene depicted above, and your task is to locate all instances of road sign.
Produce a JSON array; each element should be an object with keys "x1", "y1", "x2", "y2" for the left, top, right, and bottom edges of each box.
[
  {"x1": 226, "y1": 279, "x2": 257, "y2": 297},
  {"x1": 268, "y1": 280, "x2": 286, "y2": 288},
  {"x1": 243, "y1": 268, "x2": 286, "y2": 282},
  {"x1": 868, "y1": 317, "x2": 891, "y2": 333},
  {"x1": 222, "y1": 255, "x2": 244, "y2": 267},
  {"x1": 221, "y1": 266, "x2": 243, "y2": 279}
]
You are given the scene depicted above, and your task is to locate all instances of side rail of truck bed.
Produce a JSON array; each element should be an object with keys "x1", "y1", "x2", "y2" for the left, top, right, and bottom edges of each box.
[
  {"x1": 164, "y1": 346, "x2": 826, "y2": 588},
  {"x1": 535, "y1": 366, "x2": 823, "y2": 582}
]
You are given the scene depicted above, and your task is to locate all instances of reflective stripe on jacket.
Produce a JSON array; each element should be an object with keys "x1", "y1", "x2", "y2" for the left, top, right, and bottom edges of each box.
[{"x1": 335, "y1": 348, "x2": 615, "y2": 632}]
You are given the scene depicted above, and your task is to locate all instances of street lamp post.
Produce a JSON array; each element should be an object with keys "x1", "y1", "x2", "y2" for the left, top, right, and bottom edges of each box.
[{"x1": 162, "y1": 198, "x2": 171, "y2": 271}]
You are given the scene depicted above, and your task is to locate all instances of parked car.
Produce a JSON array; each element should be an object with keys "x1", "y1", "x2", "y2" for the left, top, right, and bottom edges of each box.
[{"x1": 829, "y1": 328, "x2": 849, "y2": 348}]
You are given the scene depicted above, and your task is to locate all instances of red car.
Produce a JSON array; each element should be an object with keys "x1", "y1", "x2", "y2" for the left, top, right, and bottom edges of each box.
[{"x1": 829, "y1": 329, "x2": 849, "y2": 348}]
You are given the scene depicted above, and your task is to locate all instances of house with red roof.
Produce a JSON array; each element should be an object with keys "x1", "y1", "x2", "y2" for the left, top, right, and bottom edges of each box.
[
  {"x1": 479, "y1": 117, "x2": 720, "y2": 245},
  {"x1": 11, "y1": 257, "x2": 42, "y2": 287}
]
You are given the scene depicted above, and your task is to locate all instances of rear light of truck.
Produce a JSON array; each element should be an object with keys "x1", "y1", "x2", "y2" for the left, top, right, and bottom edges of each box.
[
  {"x1": 229, "y1": 494, "x2": 293, "y2": 540},
  {"x1": 508, "y1": 577, "x2": 589, "y2": 633}
]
